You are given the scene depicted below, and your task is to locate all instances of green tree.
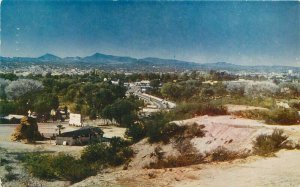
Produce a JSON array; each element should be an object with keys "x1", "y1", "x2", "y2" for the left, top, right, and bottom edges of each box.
[
  {"x1": 125, "y1": 122, "x2": 146, "y2": 142},
  {"x1": 102, "y1": 99, "x2": 138, "y2": 127},
  {"x1": 33, "y1": 93, "x2": 59, "y2": 120},
  {"x1": 0, "y1": 73, "x2": 18, "y2": 81},
  {"x1": 0, "y1": 101, "x2": 17, "y2": 115},
  {"x1": 161, "y1": 83, "x2": 183, "y2": 101}
]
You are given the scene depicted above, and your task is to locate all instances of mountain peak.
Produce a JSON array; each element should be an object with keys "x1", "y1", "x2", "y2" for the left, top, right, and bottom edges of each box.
[
  {"x1": 38, "y1": 53, "x2": 61, "y2": 61},
  {"x1": 91, "y1": 52, "x2": 105, "y2": 57},
  {"x1": 215, "y1": 62, "x2": 229, "y2": 65}
]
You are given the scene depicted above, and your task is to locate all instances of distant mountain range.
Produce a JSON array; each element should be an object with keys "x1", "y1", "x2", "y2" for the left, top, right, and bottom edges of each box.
[{"x1": 1, "y1": 53, "x2": 299, "y2": 72}]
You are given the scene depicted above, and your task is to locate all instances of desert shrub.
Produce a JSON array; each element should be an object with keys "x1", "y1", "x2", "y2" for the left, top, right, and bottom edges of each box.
[
  {"x1": 23, "y1": 153, "x2": 95, "y2": 183},
  {"x1": 81, "y1": 143, "x2": 110, "y2": 165},
  {"x1": 234, "y1": 108, "x2": 299, "y2": 125},
  {"x1": 233, "y1": 109, "x2": 268, "y2": 120},
  {"x1": 0, "y1": 158, "x2": 10, "y2": 166},
  {"x1": 168, "y1": 152, "x2": 203, "y2": 167},
  {"x1": 51, "y1": 154, "x2": 95, "y2": 182},
  {"x1": 148, "y1": 139, "x2": 204, "y2": 169},
  {"x1": 290, "y1": 101, "x2": 300, "y2": 110},
  {"x1": 220, "y1": 96, "x2": 276, "y2": 109},
  {"x1": 183, "y1": 123, "x2": 206, "y2": 138},
  {"x1": 154, "y1": 146, "x2": 165, "y2": 160},
  {"x1": 210, "y1": 147, "x2": 248, "y2": 162},
  {"x1": 125, "y1": 122, "x2": 146, "y2": 142},
  {"x1": 265, "y1": 108, "x2": 299, "y2": 125},
  {"x1": 143, "y1": 113, "x2": 207, "y2": 143},
  {"x1": 144, "y1": 113, "x2": 171, "y2": 143},
  {"x1": 160, "y1": 123, "x2": 186, "y2": 143},
  {"x1": 146, "y1": 122, "x2": 186, "y2": 143},
  {"x1": 253, "y1": 129, "x2": 288, "y2": 156},
  {"x1": 170, "y1": 102, "x2": 227, "y2": 120},
  {"x1": 5, "y1": 165, "x2": 13, "y2": 172},
  {"x1": 23, "y1": 154, "x2": 56, "y2": 179},
  {"x1": 3, "y1": 172, "x2": 18, "y2": 182},
  {"x1": 81, "y1": 137, "x2": 133, "y2": 167},
  {"x1": 149, "y1": 153, "x2": 204, "y2": 169},
  {"x1": 2, "y1": 166, "x2": 18, "y2": 182}
]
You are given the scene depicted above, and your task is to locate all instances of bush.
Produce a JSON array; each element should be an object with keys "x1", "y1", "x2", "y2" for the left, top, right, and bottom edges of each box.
[
  {"x1": 160, "y1": 123, "x2": 186, "y2": 143},
  {"x1": 149, "y1": 153, "x2": 204, "y2": 169},
  {"x1": 5, "y1": 165, "x2": 13, "y2": 172},
  {"x1": 3, "y1": 172, "x2": 18, "y2": 182},
  {"x1": 81, "y1": 143, "x2": 110, "y2": 165},
  {"x1": 147, "y1": 139, "x2": 204, "y2": 169},
  {"x1": 210, "y1": 147, "x2": 248, "y2": 162},
  {"x1": 266, "y1": 108, "x2": 299, "y2": 125},
  {"x1": 141, "y1": 113, "x2": 206, "y2": 143},
  {"x1": 23, "y1": 153, "x2": 95, "y2": 183},
  {"x1": 125, "y1": 122, "x2": 146, "y2": 142},
  {"x1": 21, "y1": 138, "x2": 134, "y2": 182},
  {"x1": 0, "y1": 158, "x2": 10, "y2": 166},
  {"x1": 183, "y1": 123, "x2": 206, "y2": 138},
  {"x1": 170, "y1": 102, "x2": 227, "y2": 120},
  {"x1": 290, "y1": 102, "x2": 300, "y2": 110},
  {"x1": 220, "y1": 96, "x2": 276, "y2": 109},
  {"x1": 51, "y1": 154, "x2": 95, "y2": 182},
  {"x1": 234, "y1": 108, "x2": 300, "y2": 125},
  {"x1": 253, "y1": 129, "x2": 288, "y2": 156},
  {"x1": 144, "y1": 113, "x2": 171, "y2": 143},
  {"x1": 233, "y1": 109, "x2": 267, "y2": 120},
  {"x1": 81, "y1": 137, "x2": 133, "y2": 167},
  {"x1": 23, "y1": 154, "x2": 56, "y2": 180}
]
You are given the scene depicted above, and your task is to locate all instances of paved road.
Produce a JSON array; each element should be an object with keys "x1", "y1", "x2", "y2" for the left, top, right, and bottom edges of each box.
[
  {"x1": 128, "y1": 85, "x2": 176, "y2": 110},
  {"x1": 134, "y1": 92, "x2": 167, "y2": 109}
]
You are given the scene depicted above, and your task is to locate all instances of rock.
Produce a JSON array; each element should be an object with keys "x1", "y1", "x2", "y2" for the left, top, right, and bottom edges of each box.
[
  {"x1": 281, "y1": 140, "x2": 297, "y2": 149},
  {"x1": 148, "y1": 171, "x2": 156, "y2": 179}
]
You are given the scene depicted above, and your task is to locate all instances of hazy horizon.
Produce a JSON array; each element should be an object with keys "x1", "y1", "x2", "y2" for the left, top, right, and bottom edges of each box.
[{"x1": 1, "y1": 0, "x2": 299, "y2": 66}]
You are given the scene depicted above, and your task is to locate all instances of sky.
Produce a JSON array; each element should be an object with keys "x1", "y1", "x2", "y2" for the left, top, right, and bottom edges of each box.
[{"x1": 0, "y1": 0, "x2": 299, "y2": 66}]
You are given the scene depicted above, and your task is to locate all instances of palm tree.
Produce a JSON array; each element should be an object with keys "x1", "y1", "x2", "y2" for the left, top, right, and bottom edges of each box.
[{"x1": 56, "y1": 124, "x2": 64, "y2": 135}]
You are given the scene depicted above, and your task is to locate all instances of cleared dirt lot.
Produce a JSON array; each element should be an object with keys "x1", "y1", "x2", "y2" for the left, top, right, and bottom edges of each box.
[{"x1": 0, "y1": 122, "x2": 83, "y2": 154}]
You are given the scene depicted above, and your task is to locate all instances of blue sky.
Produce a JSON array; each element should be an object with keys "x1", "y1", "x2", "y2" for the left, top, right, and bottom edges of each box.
[{"x1": 1, "y1": 0, "x2": 299, "y2": 66}]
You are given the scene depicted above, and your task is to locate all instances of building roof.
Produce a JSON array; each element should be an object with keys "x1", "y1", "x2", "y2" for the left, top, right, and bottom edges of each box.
[
  {"x1": 59, "y1": 126, "x2": 104, "y2": 137},
  {"x1": 2, "y1": 114, "x2": 25, "y2": 120}
]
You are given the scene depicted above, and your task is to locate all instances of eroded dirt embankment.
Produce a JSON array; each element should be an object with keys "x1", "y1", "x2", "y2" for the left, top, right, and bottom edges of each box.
[
  {"x1": 128, "y1": 115, "x2": 300, "y2": 169},
  {"x1": 177, "y1": 115, "x2": 300, "y2": 154},
  {"x1": 72, "y1": 114, "x2": 300, "y2": 187}
]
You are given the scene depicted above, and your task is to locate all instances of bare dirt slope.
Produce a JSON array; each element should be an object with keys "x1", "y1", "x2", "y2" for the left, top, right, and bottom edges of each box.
[
  {"x1": 174, "y1": 115, "x2": 300, "y2": 154},
  {"x1": 73, "y1": 114, "x2": 300, "y2": 187},
  {"x1": 72, "y1": 149, "x2": 300, "y2": 187},
  {"x1": 175, "y1": 149, "x2": 300, "y2": 187}
]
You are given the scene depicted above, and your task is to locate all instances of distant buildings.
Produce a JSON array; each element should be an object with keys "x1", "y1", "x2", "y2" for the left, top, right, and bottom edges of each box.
[{"x1": 135, "y1": 80, "x2": 151, "y2": 92}]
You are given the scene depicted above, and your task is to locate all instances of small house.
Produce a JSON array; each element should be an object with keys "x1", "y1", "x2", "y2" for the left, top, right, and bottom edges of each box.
[{"x1": 56, "y1": 126, "x2": 104, "y2": 146}]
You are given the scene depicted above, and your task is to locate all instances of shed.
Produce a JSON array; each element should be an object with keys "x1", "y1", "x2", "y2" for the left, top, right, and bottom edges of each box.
[{"x1": 56, "y1": 126, "x2": 104, "y2": 146}]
